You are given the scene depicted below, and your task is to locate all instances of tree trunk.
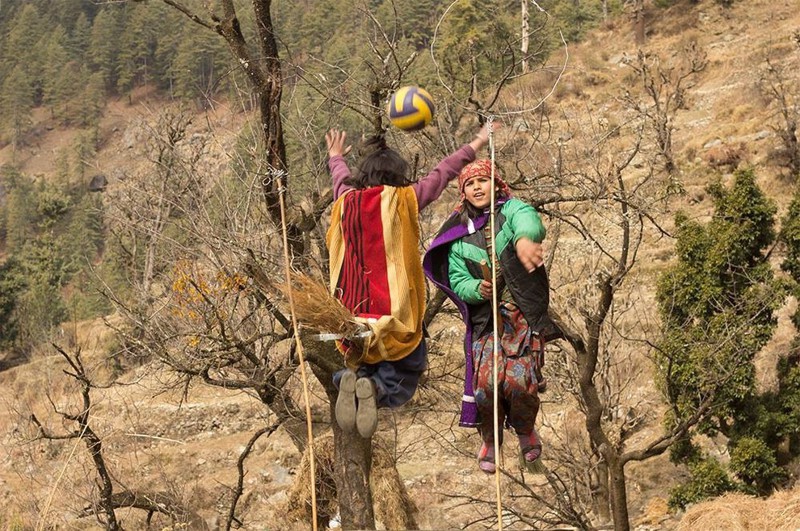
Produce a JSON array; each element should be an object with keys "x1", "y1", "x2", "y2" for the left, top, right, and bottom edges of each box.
[
  {"x1": 306, "y1": 340, "x2": 376, "y2": 529},
  {"x1": 213, "y1": 1, "x2": 303, "y2": 258},
  {"x1": 573, "y1": 316, "x2": 630, "y2": 530},
  {"x1": 249, "y1": 2, "x2": 305, "y2": 258},
  {"x1": 167, "y1": 1, "x2": 375, "y2": 525},
  {"x1": 608, "y1": 458, "x2": 630, "y2": 531},
  {"x1": 593, "y1": 457, "x2": 611, "y2": 524},
  {"x1": 255, "y1": 382, "x2": 309, "y2": 451},
  {"x1": 633, "y1": 0, "x2": 645, "y2": 45},
  {"x1": 332, "y1": 417, "x2": 375, "y2": 528},
  {"x1": 85, "y1": 429, "x2": 121, "y2": 530}
]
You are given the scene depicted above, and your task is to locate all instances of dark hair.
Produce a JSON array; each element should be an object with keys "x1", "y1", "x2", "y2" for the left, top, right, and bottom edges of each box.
[
  {"x1": 343, "y1": 135, "x2": 412, "y2": 189},
  {"x1": 459, "y1": 200, "x2": 485, "y2": 226}
]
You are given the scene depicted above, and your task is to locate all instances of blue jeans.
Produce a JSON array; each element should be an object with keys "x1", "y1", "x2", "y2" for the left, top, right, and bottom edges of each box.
[{"x1": 333, "y1": 341, "x2": 427, "y2": 408}]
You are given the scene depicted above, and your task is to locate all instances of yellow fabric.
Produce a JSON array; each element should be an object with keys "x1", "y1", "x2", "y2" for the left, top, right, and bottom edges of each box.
[{"x1": 326, "y1": 186, "x2": 425, "y2": 364}]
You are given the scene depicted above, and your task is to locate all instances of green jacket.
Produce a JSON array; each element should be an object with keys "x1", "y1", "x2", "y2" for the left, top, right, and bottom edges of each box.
[{"x1": 448, "y1": 198, "x2": 546, "y2": 304}]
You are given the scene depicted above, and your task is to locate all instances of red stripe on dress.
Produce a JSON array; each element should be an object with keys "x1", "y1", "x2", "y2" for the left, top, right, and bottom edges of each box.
[
  {"x1": 338, "y1": 187, "x2": 391, "y2": 316},
  {"x1": 340, "y1": 192, "x2": 368, "y2": 312}
]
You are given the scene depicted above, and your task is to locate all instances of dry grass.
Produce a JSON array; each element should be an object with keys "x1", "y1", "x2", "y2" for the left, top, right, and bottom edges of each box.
[
  {"x1": 677, "y1": 485, "x2": 800, "y2": 531},
  {"x1": 270, "y1": 271, "x2": 371, "y2": 368},
  {"x1": 286, "y1": 433, "x2": 417, "y2": 530}
]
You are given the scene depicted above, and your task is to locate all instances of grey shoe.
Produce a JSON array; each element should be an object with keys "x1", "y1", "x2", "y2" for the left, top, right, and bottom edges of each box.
[
  {"x1": 335, "y1": 369, "x2": 357, "y2": 432},
  {"x1": 355, "y1": 377, "x2": 378, "y2": 438}
]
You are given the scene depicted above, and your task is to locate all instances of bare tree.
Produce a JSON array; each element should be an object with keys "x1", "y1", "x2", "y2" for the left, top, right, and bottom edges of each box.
[
  {"x1": 481, "y1": 107, "x2": 675, "y2": 529},
  {"x1": 628, "y1": 0, "x2": 646, "y2": 45},
  {"x1": 759, "y1": 55, "x2": 800, "y2": 177},
  {"x1": 622, "y1": 42, "x2": 707, "y2": 176},
  {"x1": 521, "y1": 0, "x2": 530, "y2": 74},
  {"x1": 28, "y1": 344, "x2": 206, "y2": 530},
  {"x1": 505, "y1": 98, "x2": 748, "y2": 529},
  {"x1": 105, "y1": 108, "x2": 202, "y2": 300},
  {"x1": 226, "y1": 424, "x2": 279, "y2": 530},
  {"x1": 100, "y1": 98, "x2": 409, "y2": 527},
  {"x1": 114, "y1": 2, "x2": 448, "y2": 524},
  {"x1": 94, "y1": 1, "x2": 580, "y2": 528}
]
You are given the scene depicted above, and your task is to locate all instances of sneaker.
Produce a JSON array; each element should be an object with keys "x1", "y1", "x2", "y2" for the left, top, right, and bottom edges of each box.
[
  {"x1": 518, "y1": 429, "x2": 542, "y2": 463},
  {"x1": 477, "y1": 441, "x2": 496, "y2": 474},
  {"x1": 334, "y1": 369, "x2": 357, "y2": 432},
  {"x1": 355, "y1": 377, "x2": 378, "y2": 438}
]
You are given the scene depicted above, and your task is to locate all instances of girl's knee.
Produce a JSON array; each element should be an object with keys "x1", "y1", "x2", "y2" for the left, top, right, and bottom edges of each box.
[{"x1": 474, "y1": 388, "x2": 493, "y2": 407}]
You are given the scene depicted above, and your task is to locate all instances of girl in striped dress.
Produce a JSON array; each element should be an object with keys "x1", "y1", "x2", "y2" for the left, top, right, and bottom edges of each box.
[{"x1": 325, "y1": 124, "x2": 492, "y2": 438}]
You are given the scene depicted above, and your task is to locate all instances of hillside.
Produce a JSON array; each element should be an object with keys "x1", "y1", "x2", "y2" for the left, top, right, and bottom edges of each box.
[{"x1": 2, "y1": 1, "x2": 800, "y2": 530}]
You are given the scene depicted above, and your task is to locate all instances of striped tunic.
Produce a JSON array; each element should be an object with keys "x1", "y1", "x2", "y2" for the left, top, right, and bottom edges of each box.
[{"x1": 327, "y1": 185, "x2": 425, "y2": 364}]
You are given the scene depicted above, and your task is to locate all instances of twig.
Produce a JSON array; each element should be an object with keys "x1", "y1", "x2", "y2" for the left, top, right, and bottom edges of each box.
[{"x1": 226, "y1": 423, "x2": 280, "y2": 530}]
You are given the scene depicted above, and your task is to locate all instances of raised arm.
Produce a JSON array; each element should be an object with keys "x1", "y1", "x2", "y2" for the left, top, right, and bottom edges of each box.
[
  {"x1": 413, "y1": 122, "x2": 498, "y2": 210},
  {"x1": 325, "y1": 129, "x2": 353, "y2": 199}
]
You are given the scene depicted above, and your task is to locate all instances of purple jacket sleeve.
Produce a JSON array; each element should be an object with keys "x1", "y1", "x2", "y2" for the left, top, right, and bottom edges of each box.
[
  {"x1": 413, "y1": 145, "x2": 476, "y2": 211},
  {"x1": 329, "y1": 155, "x2": 352, "y2": 200}
]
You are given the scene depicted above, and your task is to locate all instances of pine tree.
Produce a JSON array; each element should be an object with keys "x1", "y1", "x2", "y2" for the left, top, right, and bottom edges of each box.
[
  {"x1": 67, "y1": 12, "x2": 92, "y2": 63},
  {"x1": 0, "y1": 167, "x2": 37, "y2": 253},
  {"x1": 13, "y1": 235, "x2": 69, "y2": 351},
  {"x1": 168, "y1": 27, "x2": 230, "y2": 103},
  {"x1": 0, "y1": 65, "x2": 34, "y2": 151},
  {"x1": 42, "y1": 25, "x2": 75, "y2": 121},
  {"x1": 374, "y1": 0, "x2": 439, "y2": 50},
  {"x1": 76, "y1": 69, "x2": 106, "y2": 130},
  {"x1": 52, "y1": 0, "x2": 97, "y2": 36},
  {"x1": 0, "y1": 257, "x2": 25, "y2": 348},
  {"x1": 3, "y1": 4, "x2": 44, "y2": 72},
  {"x1": 89, "y1": 6, "x2": 123, "y2": 92},
  {"x1": 61, "y1": 190, "x2": 107, "y2": 321},
  {"x1": 437, "y1": 0, "x2": 520, "y2": 98},
  {"x1": 117, "y1": 3, "x2": 160, "y2": 93},
  {"x1": 657, "y1": 168, "x2": 788, "y2": 507},
  {"x1": 4, "y1": 3, "x2": 47, "y2": 105}
]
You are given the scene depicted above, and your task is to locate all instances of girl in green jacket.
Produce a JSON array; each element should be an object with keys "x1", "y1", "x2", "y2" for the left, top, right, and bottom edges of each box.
[{"x1": 425, "y1": 159, "x2": 559, "y2": 474}]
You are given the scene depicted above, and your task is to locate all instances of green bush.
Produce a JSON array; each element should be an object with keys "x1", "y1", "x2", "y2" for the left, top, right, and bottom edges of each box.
[
  {"x1": 669, "y1": 458, "x2": 737, "y2": 510},
  {"x1": 730, "y1": 437, "x2": 787, "y2": 494}
]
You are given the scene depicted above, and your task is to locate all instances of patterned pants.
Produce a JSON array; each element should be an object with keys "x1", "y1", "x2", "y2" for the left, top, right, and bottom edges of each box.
[{"x1": 472, "y1": 302, "x2": 543, "y2": 444}]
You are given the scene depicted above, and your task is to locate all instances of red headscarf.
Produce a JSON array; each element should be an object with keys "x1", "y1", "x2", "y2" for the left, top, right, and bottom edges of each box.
[{"x1": 457, "y1": 159, "x2": 511, "y2": 208}]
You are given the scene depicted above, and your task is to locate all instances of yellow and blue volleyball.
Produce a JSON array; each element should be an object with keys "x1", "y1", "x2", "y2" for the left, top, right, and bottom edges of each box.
[{"x1": 387, "y1": 86, "x2": 435, "y2": 131}]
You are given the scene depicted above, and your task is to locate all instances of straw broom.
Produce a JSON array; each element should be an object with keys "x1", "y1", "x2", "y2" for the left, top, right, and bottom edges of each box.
[{"x1": 247, "y1": 259, "x2": 369, "y2": 366}]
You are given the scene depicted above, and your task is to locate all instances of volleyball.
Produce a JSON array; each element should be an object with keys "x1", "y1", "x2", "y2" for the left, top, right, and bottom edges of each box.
[{"x1": 387, "y1": 86, "x2": 435, "y2": 131}]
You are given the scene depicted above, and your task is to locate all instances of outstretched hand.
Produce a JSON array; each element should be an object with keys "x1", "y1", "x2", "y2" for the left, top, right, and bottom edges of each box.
[
  {"x1": 469, "y1": 120, "x2": 503, "y2": 152},
  {"x1": 325, "y1": 129, "x2": 351, "y2": 158},
  {"x1": 515, "y1": 237, "x2": 544, "y2": 273}
]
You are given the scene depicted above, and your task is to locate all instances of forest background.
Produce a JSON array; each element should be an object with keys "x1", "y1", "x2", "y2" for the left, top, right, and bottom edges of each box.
[{"x1": 1, "y1": 0, "x2": 800, "y2": 529}]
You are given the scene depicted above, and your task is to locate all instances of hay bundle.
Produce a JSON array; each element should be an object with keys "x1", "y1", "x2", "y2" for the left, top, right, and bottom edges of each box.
[
  {"x1": 677, "y1": 486, "x2": 800, "y2": 530},
  {"x1": 286, "y1": 433, "x2": 417, "y2": 530},
  {"x1": 279, "y1": 273, "x2": 371, "y2": 368},
  {"x1": 769, "y1": 486, "x2": 800, "y2": 530},
  {"x1": 286, "y1": 435, "x2": 338, "y2": 527},
  {"x1": 677, "y1": 493, "x2": 753, "y2": 530}
]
